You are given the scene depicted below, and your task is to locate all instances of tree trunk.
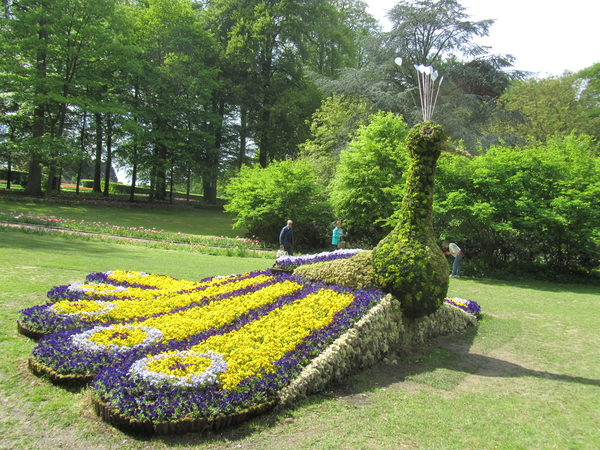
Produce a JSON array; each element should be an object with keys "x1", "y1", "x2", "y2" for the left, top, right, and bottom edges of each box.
[
  {"x1": 168, "y1": 162, "x2": 174, "y2": 204},
  {"x1": 186, "y1": 166, "x2": 191, "y2": 204},
  {"x1": 103, "y1": 114, "x2": 113, "y2": 197},
  {"x1": 203, "y1": 179, "x2": 217, "y2": 204},
  {"x1": 44, "y1": 163, "x2": 55, "y2": 198},
  {"x1": 6, "y1": 127, "x2": 14, "y2": 189},
  {"x1": 24, "y1": 13, "x2": 48, "y2": 197},
  {"x1": 93, "y1": 112, "x2": 103, "y2": 193},
  {"x1": 25, "y1": 101, "x2": 45, "y2": 196},
  {"x1": 258, "y1": 107, "x2": 270, "y2": 168},
  {"x1": 76, "y1": 111, "x2": 88, "y2": 195},
  {"x1": 239, "y1": 106, "x2": 247, "y2": 169},
  {"x1": 57, "y1": 166, "x2": 63, "y2": 194},
  {"x1": 129, "y1": 146, "x2": 138, "y2": 203}
]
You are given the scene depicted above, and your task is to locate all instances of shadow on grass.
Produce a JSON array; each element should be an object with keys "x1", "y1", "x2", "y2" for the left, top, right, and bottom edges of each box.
[{"x1": 327, "y1": 319, "x2": 600, "y2": 400}]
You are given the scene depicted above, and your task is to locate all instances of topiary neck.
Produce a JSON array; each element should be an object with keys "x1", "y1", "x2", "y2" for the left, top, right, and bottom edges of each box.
[{"x1": 397, "y1": 122, "x2": 444, "y2": 238}]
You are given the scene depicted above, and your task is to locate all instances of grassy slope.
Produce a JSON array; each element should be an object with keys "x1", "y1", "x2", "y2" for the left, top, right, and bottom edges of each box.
[
  {"x1": 1, "y1": 232, "x2": 599, "y2": 450},
  {"x1": 0, "y1": 197, "x2": 245, "y2": 238}
]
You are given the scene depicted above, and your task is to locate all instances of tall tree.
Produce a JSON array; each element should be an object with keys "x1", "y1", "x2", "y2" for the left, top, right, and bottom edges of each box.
[
  {"x1": 1, "y1": 0, "x2": 129, "y2": 196},
  {"x1": 299, "y1": 93, "x2": 373, "y2": 190},
  {"x1": 130, "y1": 0, "x2": 218, "y2": 201},
  {"x1": 577, "y1": 62, "x2": 600, "y2": 141},
  {"x1": 386, "y1": 0, "x2": 492, "y2": 68},
  {"x1": 495, "y1": 74, "x2": 590, "y2": 143},
  {"x1": 207, "y1": 0, "x2": 360, "y2": 167},
  {"x1": 316, "y1": 0, "x2": 523, "y2": 152}
]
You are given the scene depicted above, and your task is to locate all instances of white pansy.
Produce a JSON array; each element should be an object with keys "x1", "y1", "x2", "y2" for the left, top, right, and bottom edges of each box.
[
  {"x1": 71, "y1": 325, "x2": 163, "y2": 353},
  {"x1": 50, "y1": 300, "x2": 117, "y2": 317},
  {"x1": 128, "y1": 350, "x2": 227, "y2": 389},
  {"x1": 66, "y1": 283, "x2": 127, "y2": 295}
]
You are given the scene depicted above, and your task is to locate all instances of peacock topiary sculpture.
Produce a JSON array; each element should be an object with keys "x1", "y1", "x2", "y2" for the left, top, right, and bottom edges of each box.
[
  {"x1": 371, "y1": 63, "x2": 470, "y2": 319},
  {"x1": 371, "y1": 122, "x2": 449, "y2": 318}
]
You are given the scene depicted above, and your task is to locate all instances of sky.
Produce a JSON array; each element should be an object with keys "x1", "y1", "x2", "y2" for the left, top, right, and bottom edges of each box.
[{"x1": 364, "y1": 0, "x2": 600, "y2": 77}]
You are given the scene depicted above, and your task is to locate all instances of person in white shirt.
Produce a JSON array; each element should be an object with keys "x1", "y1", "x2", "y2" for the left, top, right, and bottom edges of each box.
[{"x1": 443, "y1": 241, "x2": 464, "y2": 278}]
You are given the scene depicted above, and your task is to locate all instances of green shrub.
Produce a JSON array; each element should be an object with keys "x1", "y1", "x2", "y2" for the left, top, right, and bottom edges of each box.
[
  {"x1": 434, "y1": 133, "x2": 600, "y2": 275},
  {"x1": 224, "y1": 159, "x2": 332, "y2": 249},
  {"x1": 330, "y1": 112, "x2": 410, "y2": 245}
]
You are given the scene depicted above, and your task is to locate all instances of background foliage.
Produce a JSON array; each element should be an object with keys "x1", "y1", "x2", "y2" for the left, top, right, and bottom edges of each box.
[
  {"x1": 224, "y1": 159, "x2": 332, "y2": 249},
  {"x1": 330, "y1": 111, "x2": 410, "y2": 245},
  {"x1": 2, "y1": 0, "x2": 599, "y2": 279}
]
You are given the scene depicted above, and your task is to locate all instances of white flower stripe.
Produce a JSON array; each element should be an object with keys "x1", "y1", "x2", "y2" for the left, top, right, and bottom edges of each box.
[
  {"x1": 128, "y1": 350, "x2": 228, "y2": 389},
  {"x1": 71, "y1": 325, "x2": 164, "y2": 353}
]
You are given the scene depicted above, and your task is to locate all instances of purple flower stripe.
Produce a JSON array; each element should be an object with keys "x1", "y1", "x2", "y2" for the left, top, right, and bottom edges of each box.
[
  {"x1": 91, "y1": 283, "x2": 383, "y2": 421},
  {"x1": 33, "y1": 329, "x2": 171, "y2": 376},
  {"x1": 275, "y1": 249, "x2": 363, "y2": 268},
  {"x1": 19, "y1": 305, "x2": 87, "y2": 335},
  {"x1": 46, "y1": 285, "x2": 87, "y2": 303}
]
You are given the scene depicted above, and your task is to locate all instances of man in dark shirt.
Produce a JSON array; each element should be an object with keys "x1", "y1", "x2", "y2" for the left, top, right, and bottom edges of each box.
[{"x1": 279, "y1": 220, "x2": 294, "y2": 256}]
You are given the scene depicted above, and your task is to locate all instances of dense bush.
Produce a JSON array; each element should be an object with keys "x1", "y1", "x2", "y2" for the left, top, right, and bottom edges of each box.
[
  {"x1": 224, "y1": 159, "x2": 332, "y2": 249},
  {"x1": 330, "y1": 112, "x2": 410, "y2": 245},
  {"x1": 434, "y1": 134, "x2": 600, "y2": 275}
]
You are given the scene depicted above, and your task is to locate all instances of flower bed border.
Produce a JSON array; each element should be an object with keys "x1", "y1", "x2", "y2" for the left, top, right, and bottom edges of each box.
[
  {"x1": 17, "y1": 322, "x2": 46, "y2": 341},
  {"x1": 91, "y1": 396, "x2": 276, "y2": 435},
  {"x1": 28, "y1": 357, "x2": 94, "y2": 386}
]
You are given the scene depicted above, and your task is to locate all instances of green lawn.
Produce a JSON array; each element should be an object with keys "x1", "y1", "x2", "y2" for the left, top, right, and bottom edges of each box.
[
  {"x1": 1, "y1": 231, "x2": 599, "y2": 450},
  {"x1": 0, "y1": 197, "x2": 245, "y2": 238}
]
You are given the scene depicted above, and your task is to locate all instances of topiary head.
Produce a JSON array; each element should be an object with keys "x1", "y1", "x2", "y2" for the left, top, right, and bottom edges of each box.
[{"x1": 406, "y1": 122, "x2": 446, "y2": 160}]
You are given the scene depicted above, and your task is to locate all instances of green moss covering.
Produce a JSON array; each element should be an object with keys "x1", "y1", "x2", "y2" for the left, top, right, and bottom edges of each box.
[
  {"x1": 372, "y1": 122, "x2": 450, "y2": 319},
  {"x1": 294, "y1": 250, "x2": 380, "y2": 290}
]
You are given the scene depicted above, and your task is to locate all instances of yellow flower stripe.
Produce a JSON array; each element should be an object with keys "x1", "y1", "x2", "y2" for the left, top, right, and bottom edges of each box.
[
  {"x1": 74, "y1": 272, "x2": 237, "y2": 302},
  {"x1": 105, "y1": 270, "x2": 213, "y2": 292},
  {"x1": 53, "y1": 274, "x2": 273, "y2": 322},
  {"x1": 88, "y1": 325, "x2": 152, "y2": 347},
  {"x1": 74, "y1": 280, "x2": 303, "y2": 353},
  {"x1": 54, "y1": 300, "x2": 108, "y2": 315},
  {"x1": 191, "y1": 289, "x2": 355, "y2": 389},
  {"x1": 146, "y1": 354, "x2": 213, "y2": 377},
  {"x1": 142, "y1": 280, "x2": 303, "y2": 341}
]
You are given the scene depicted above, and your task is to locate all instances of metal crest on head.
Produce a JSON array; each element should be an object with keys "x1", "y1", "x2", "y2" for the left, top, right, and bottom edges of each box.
[{"x1": 400, "y1": 59, "x2": 443, "y2": 122}]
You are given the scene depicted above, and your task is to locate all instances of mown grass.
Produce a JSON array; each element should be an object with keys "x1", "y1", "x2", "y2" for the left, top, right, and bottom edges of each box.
[
  {"x1": 0, "y1": 196, "x2": 244, "y2": 238},
  {"x1": 1, "y1": 232, "x2": 599, "y2": 449}
]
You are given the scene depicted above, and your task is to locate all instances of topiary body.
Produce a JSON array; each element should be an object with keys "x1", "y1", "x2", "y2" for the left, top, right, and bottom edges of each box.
[
  {"x1": 294, "y1": 250, "x2": 380, "y2": 290},
  {"x1": 372, "y1": 122, "x2": 450, "y2": 319}
]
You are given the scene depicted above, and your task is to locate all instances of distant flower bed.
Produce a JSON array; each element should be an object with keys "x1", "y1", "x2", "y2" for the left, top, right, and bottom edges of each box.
[
  {"x1": 444, "y1": 297, "x2": 481, "y2": 316},
  {"x1": 274, "y1": 249, "x2": 364, "y2": 269},
  {"x1": 0, "y1": 212, "x2": 262, "y2": 248}
]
